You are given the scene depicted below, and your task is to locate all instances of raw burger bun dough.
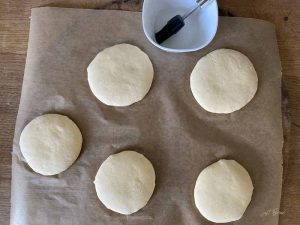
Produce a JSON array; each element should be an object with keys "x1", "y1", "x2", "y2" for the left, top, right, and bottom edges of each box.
[
  {"x1": 87, "y1": 43, "x2": 154, "y2": 107},
  {"x1": 19, "y1": 114, "x2": 83, "y2": 176},
  {"x1": 194, "y1": 159, "x2": 254, "y2": 223},
  {"x1": 190, "y1": 49, "x2": 258, "y2": 113},
  {"x1": 94, "y1": 151, "x2": 155, "y2": 215}
]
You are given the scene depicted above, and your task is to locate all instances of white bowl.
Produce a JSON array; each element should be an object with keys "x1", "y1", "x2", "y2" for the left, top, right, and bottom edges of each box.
[{"x1": 142, "y1": 0, "x2": 218, "y2": 53}]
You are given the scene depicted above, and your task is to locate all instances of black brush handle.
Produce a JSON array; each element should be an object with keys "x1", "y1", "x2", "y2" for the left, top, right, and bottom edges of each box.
[{"x1": 155, "y1": 15, "x2": 185, "y2": 44}]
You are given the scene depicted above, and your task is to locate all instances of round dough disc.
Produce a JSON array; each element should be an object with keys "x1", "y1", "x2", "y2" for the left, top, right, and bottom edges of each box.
[
  {"x1": 194, "y1": 159, "x2": 254, "y2": 223},
  {"x1": 94, "y1": 151, "x2": 155, "y2": 215},
  {"x1": 190, "y1": 49, "x2": 258, "y2": 113},
  {"x1": 87, "y1": 44, "x2": 154, "y2": 106},
  {"x1": 19, "y1": 114, "x2": 83, "y2": 176}
]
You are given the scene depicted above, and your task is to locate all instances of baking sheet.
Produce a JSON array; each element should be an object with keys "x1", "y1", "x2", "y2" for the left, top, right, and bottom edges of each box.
[{"x1": 11, "y1": 7, "x2": 283, "y2": 225}]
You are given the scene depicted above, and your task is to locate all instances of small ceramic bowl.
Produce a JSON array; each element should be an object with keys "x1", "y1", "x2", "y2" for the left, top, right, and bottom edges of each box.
[{"x1": 142, "y1": 0, "x2": 218, "y2": 53}]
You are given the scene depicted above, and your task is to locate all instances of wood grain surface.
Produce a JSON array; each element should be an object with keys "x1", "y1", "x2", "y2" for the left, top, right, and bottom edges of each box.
[{"x1": 0, "y1": 1, "x2": 299, "y2": 224}]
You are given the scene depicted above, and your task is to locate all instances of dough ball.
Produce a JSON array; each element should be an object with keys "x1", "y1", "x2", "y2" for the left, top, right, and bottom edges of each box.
[
  {"x1": 94, "y1": 151, "x2": 155, "y2": 215},
  {"x1": 190, "y1": 49, "x2": 258, "y2": 113},
  {"x1": 19, "y1": 114, "x2": 82, "y2": 176},
  {"x1": 87, "y1": 44, "x2": 154, "y2": 106},
  {"x1": 194, "y1": 159, "x2": 254, "y2": 223}
]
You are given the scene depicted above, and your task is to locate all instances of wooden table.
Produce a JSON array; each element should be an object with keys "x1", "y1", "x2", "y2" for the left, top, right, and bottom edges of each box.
[{"x1": 0, "y1": 1, "x2": 299, "y2": 224}]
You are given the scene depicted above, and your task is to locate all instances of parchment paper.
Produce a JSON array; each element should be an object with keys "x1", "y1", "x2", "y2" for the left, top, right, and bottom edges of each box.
[{"x1": 11, "y1": 7, "x2": 283, "y2": 225}]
